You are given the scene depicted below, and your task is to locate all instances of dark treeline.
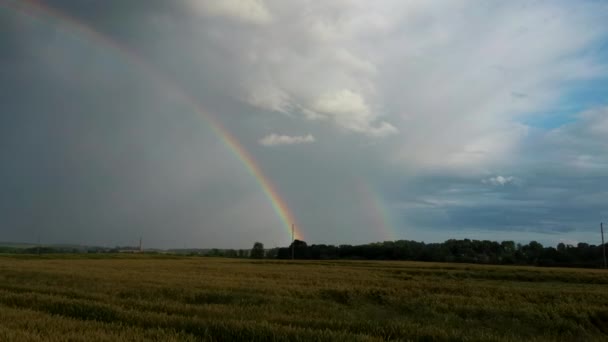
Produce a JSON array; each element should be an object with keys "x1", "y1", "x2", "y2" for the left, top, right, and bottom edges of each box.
[
  {"x1": 0, "y1": 246, "x2": 107, "y2": 254},
  {"x1": 2, "y1": 239, "x2": 606, "y2": 268},
  {"x1": 275, "y1": 239, "x2": 607, "y2": 268}
]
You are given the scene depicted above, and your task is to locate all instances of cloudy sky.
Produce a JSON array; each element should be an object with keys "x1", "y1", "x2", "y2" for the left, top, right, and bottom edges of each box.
[{"x1": 1, "y1": 0, "x2": 607, "y2": 248}]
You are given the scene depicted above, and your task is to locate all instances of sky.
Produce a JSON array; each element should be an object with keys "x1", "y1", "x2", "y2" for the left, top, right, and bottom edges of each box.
[{"x1": 1, "y1": 0, "x2": 607, "y2": 249}]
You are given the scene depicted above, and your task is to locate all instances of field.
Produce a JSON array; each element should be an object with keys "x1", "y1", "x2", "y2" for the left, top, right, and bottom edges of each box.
[{"x1": 0, "y1": 255, "x2": 606, "y2": 341}]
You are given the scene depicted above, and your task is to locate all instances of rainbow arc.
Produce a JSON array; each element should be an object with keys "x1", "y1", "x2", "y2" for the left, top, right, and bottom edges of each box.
[{"x1": 5, "y1": 0, "x2": 303, "y2": 241}]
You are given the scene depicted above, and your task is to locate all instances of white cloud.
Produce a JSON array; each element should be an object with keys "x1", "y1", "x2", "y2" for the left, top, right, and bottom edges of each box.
[
  {"x1": 190, "y1": 0, "x2": 272, "y2": 25},
  {"x1": 176, "y1": 0, "x2": 607, "y2": 161},
  {"x1": 259, "y1": 133, "x2": 316, "y2": 146},
  {"x1": 246, "y1": 84, "x2": 292, "y2": 113},
  {"x1": 482, "y1": 176, "x2": 516, "y2": 186},
  {"x1": 150, "y1": 1, "x2": 607, "y2": 176},
  {"x1": 308, "y1": 89, "x2": 397, "y2": 136},
  {"x1": 312, "y1": 89, "x2": 370, "y2": 119},
  {"x1": 178, "y1": 1, "x2": 399, "y2": 136}
]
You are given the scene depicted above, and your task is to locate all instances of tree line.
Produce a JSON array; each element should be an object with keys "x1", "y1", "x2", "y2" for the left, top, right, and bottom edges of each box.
[
  {"x1": 265, "y1": 239, "x2": 606, "y2": 268},
  {"x1": 2, "y1": 238, "x2": 605, "y2": 268}
]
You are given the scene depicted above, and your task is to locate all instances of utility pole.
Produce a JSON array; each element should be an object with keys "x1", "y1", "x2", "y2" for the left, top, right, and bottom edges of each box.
[
  {"x1": 291, "y1": 223, "x2": 295, "y2": 260},
  {"x1": 602, "y1": 223, "x2": 607, "y2": 269}
]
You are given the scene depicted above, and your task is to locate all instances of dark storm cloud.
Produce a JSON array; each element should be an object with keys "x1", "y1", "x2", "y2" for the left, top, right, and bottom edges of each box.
[
  {"x1": 386, "y1": 110, "x2": 608, "y2": 243},
  {"x1": 0, "y1": 1, "x2": 607, "y2": 248},
  {"x1": 0, "y1": 3, "x2": 269, "y2": 247}
]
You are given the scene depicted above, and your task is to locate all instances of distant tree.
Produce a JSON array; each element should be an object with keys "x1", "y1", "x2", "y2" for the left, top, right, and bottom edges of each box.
[
  {"x1": 266, "y1": 247, "x2": 279, "y2": 259},
  {"x1": 251, "y1": 242, "x2": 265, "y2": 259},
  {"x1": 225, "y1": 249, "x2": 238, "y2": 258},
  {"x1": 290, "y1": 240, "x2": 308, "y2": 259},
  {"x1": 208, "y1": 248, "x2": 221, "y2": 257},
  {"x1": 524, "y1": 241, "x2": 544, "y2": 264},
  {"x1": 501, "y1": 240, "x2": 515, "y2": 251}
]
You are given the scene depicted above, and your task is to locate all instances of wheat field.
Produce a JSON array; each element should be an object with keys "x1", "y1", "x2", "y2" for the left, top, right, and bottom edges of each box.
[{"x1": 0, "y1": 255, "x2": 606, "y2": 341}]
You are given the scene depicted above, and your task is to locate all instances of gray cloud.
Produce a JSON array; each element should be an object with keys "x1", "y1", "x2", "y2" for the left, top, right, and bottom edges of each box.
[
  {"x1": 0, "y1": 0, "x2": 606, "y2": 248},
  {"x1": 384, "y1": 108, "x2": 608, "y2": 244}
]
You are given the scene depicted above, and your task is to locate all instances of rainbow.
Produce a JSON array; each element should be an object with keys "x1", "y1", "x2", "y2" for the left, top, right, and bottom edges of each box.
[
  {"x1": 356, "y1": 181, "x2": 399, "y2": 241},
  {"x1": 4, "y1": 0, "x2": 303, "y2": 241}
]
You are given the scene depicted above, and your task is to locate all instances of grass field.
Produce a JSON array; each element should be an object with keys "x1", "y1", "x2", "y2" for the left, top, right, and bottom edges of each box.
[{"x1": 0, "y1": 255, "x2": 606, "y2": 341}]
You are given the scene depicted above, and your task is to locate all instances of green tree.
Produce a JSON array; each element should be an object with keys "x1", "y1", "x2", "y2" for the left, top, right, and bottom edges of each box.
[
  {"x1": 251, "y1": 242, "x2": 265, "y2": 259},
  {"x1": 501, "y1": 241, "x2": 515, "y2": 253},
  {"x1": 265, "y1": 247, "x2": 279, "y2": 259}
]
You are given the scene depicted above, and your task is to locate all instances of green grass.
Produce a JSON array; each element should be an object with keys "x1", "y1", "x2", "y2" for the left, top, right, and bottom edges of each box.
[{"x1": 0, "y1": 256, "x2": 606, "y2": 341}]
